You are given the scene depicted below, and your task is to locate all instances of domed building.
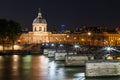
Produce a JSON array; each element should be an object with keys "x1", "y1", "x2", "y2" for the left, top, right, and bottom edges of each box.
[
  {"x1": 19, "y1": 8, "x2": 120, "y2": 46},
  {"x1": 32, "y1": 9, "x2": 47, "y2": 32},
  {"x1": 20, "y1": 9, "x2": 52, "y2": 44}
]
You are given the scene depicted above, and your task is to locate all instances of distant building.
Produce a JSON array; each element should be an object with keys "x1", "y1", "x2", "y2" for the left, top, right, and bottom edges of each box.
[
  {"x1": 19, "y1": 9, "x2": 120, "y2": 46},
  {"x1": 20, "y1": 9, "x2": 51, "y2": 44},
  {"x1": 22, "y1": 28, "x2": 29, "y2": 33}
]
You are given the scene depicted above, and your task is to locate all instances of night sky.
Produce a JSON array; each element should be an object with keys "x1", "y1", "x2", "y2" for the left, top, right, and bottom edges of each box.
[{"x1": 0, "y1": 0, "x2": 120, "y2": 30}]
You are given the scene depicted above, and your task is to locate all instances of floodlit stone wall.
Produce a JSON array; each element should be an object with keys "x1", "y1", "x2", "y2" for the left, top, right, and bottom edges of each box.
[
  {"x1": 85, "y1": 60, "x2": 120, "y2": 77},
  {"x1": 55, "y1": 52, "x2": 67, "y2": 60},
  {"x1": 48, "y1": 49, "x2": 56, "y2": 58},
  {"x1": 65, "y1": 55, "x2": 88, "y2": 66}
]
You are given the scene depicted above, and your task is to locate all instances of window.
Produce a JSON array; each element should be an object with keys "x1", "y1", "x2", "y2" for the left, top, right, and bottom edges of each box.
[
  {"x1": 39, "y1": 27, "x2": 41, "y2": 31},
  {"x1": 44, "y1": 28, "x2": 46, "y2": 31},
  {"x1": 35, "y1": 27, "x2": 36, "y2": 31}
]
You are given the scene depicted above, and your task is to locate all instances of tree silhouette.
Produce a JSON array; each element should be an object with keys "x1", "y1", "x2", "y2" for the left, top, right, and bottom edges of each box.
[
  {"x1": 0, "y1": 19, "x2": 22, "y2": 52},
  {"x1": 7, "y1": 20, "x2": 22, "y2": 51},
  {"x1": 0, "y1": 19, "x2": 8, "y2": 51}
]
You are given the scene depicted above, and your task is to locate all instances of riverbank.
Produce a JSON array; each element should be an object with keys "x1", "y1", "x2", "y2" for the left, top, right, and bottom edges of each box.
[{"x1": 0, "y1": 50, "x2": 42, "y2": 55}]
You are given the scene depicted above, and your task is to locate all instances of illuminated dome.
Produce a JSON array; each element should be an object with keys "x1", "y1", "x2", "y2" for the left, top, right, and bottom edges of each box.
[
  {"x1": 33, "y1": 18, "x2": 47, "y2": 24},
  {"x1": 33, "y1": 9, "x2": 47, "y2": 24}
]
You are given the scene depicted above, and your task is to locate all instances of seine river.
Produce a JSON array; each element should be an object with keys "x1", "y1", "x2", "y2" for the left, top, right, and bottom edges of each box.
[{"x1": 0, "y1": 55, "x2": 120, "y2": 80}]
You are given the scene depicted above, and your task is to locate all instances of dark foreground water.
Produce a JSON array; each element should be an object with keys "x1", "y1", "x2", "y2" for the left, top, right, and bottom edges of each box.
[{"x1": 0, "y1": 55, "x2": 120, "y2": 80}]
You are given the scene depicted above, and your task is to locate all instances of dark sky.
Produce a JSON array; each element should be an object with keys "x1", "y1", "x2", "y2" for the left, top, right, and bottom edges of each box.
[{"x1": 0, "y1": 0, "x2": 120, "y2": 30}]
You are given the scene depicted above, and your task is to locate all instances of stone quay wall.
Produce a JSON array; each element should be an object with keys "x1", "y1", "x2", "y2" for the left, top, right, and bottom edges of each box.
[
  {"x1": 85, "y1": 60, "x2": 120, "y2": 77},
  {"x1": 65, "y1": 55, "x2": 88, "y2": 66}
]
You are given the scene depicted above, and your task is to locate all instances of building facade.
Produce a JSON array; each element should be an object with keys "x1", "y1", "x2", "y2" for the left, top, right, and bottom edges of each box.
[
  {"x1": 20, "y1": 9, "x2": 51, "y2": 44},
  {"x1": 19, "y1": 9, "x2": 120, "y2": 46}
]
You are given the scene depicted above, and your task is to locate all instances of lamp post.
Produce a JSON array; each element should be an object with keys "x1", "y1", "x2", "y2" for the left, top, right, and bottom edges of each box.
[
  {"x1": 63, "y1": 38, "x2": 65, "y2": 44},
  {"x1": 87, "y1": 32, "x2": 91, "y2": 54},
  {"x1": 104, "y1": 46, "x2": 113, "y2": 60},
  {"x1": 74, "y1": 37, "x2": 76, "y2": 44},
  {"x1": 66, "y1": 35, "x2": 69, "y2": 44},
  {"x1": 66, "y1": 35, "x2": 69, "y2": 55},
  {"x1": 87, "y1": 32, "x2": 91, "y2": 46}
]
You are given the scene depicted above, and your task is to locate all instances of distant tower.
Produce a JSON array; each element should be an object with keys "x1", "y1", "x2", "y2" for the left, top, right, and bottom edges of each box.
[{"x1": 32, "y1": 8, "x2": 47, "y2": 32}]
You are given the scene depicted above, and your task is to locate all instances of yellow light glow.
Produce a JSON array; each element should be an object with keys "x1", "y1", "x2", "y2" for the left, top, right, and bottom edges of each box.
[
  {"x1": 14, "y1": 45, "x2": 22, "y2": 50},
  {"x1": 81, "y1": 38, "x2": 85, "y2": 41},
  {"x1": 0, "y1": 45, "x2": 3, "y2": 50},
  {"x1": 13, "y1": 55, "x2": 19, "y2": 62},
  {"x1": 116, "y1": 57, "x2": 120, "y2": 60},
  {"x1": 88, "y1": 32, "x2": 91, "y2": 36},
  {"x1": 107, "y1": 56, "x2": 113, "y2": 60},
  {"x1": 17, "y1": 40, "x2": 21, "y2": 42},
  {"x1": 12, "y1": 55, "x2": 19, "y2": 70},
  {"x1": 0, "y1": 56, "x2": 2, "y2": 60},
  {"x1": 118, "y1": 38, "x2": 120, "y2": 40},
  {"x1": 111, "y1": 40, "x2": 113, "y2": 42},
  {"x1": 74, "y1": 37, "x2": 76, "y2": 40},
  {"x1": 67, "y1": 35, "x2": 69, "y2": 38}
]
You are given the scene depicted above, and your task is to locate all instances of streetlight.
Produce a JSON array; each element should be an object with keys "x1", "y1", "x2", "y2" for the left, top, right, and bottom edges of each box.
[
  {"x1": 87, "y1": 32, "x2": 91, "y2": 46},
  {"x1": 74, "y1": 44, "x2": 80, "y2": 54},
  {"x1": 88, "y1": 32, "x2": 91, "y2": 36},
  {"x1": 104, "y1": 46, "x2": 115, "y2": 54},
  {"x1": 64, "y1": 38, "x2": 66, "y2": 44},
  {"x1": 87, "y1": 32, "x2": 92, "y2": 54},
  {"x1": 103, "y1": 46, "x2": 113, "y2": 60},
  {"x1": 66, "y1": 35, "x2": 69, "y2": 55},
  {"x1": 81, "y1": 38, "x2": 85, "y2": 45},
  {"x1": 51, "y1": 43, "x2": 55, "y2": 47},
  {"x1": 74, "y1": 37, "x2": 76, "y2": 44},
  {"x1": 66, "y1": 35, "x2": 69, "y2": 44}
]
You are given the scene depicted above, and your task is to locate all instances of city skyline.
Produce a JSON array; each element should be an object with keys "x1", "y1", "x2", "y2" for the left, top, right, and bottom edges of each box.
[{"x1": 0, "y1": 0, "x2": 120, "y2": 30}]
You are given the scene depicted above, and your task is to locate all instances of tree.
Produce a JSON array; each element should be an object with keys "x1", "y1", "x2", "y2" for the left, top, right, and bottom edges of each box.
[
  {"x1": 0, "y1": 19, "x2": 8, "y2": 51},
  {"x1": 7, "y1": 20, "x2": 22, "y2": 51},
  {"x1": 0, "y1": 19, "x2": 22, "y2": 52}
]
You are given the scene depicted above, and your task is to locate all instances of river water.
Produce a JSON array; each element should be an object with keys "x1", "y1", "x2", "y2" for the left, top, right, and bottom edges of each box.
[{"x1": 0, "y1": 55, "x2": 120, "y2": 80}]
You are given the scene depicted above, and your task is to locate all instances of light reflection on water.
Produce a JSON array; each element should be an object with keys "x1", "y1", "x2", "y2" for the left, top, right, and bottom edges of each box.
[{"x1": 0, "y1": 55, "x2": 119, "y2": 80}]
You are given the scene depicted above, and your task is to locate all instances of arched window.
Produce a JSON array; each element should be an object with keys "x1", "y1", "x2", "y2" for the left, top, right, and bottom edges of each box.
[
  {"x1": 44, "y1": 27, "x2": 46, "y2": 31},
  {"x1": 35, "y1": 27, "x2": 36, "y2": 31},
  {"x1": 39, "y1": 27, "x2": 41, "y2": 31}
]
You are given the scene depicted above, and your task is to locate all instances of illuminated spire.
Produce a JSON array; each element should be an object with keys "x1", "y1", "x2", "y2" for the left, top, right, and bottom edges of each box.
[{"x1": 37, "y1": 8, "x2": 42, "y2": 18}]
